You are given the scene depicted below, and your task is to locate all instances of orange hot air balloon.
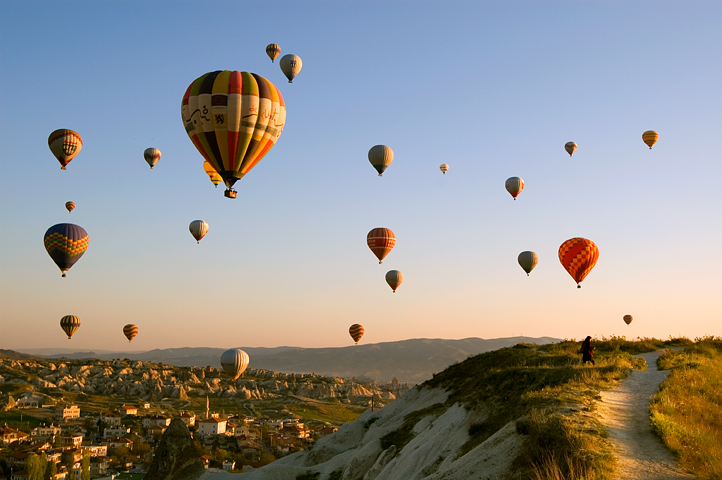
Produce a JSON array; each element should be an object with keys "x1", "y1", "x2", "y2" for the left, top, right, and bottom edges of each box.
[
  {"x1": 505, "y1": 177, "x2": 524, "y2": 200},
  {"x1": 565, "y1": 142, "x2": 577, "y2": 157},
  {"x1": 123, "y1": 324, "x2": 139, "y2": 342},
  {"x1": 623, "y1": 315, "x2": 633, "y2": 326},
  {"x1": 642, "y1": 130, "x2": 658, "y2": 149},
  {"x1": 558, "y1": 237, "x2": 599, "y2": 288},
  {"x1": 65, "y1": 202, "x2": 75, "y2": 213},
  {"x1": 349, "y1": 324, "x2": 365, "y2": 344},
  {"x1": 367, "y1": 228, "x2": 396, "y2": 264}
]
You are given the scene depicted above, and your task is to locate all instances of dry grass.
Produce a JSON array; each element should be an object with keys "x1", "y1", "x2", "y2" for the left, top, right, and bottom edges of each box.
[{"x1": 651, "y1": 336, "x2": 722, "y2": 479}]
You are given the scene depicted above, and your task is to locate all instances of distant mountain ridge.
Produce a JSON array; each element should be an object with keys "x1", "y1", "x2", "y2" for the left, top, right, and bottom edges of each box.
[{"x1": 14, "y1": 336, "x2": 560, "y2": 383}]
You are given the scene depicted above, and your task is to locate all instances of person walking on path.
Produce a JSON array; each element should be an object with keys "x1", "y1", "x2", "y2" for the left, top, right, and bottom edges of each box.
[{"x1": 580, "y1": 336, "x2": 595, "y2": 365}]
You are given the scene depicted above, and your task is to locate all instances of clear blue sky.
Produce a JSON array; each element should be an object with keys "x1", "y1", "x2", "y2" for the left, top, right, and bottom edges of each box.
[{"x1": 1, "y1": 1, "x2": 720, "y2": 351}]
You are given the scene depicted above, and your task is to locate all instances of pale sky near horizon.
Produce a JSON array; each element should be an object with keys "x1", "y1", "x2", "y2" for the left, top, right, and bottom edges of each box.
[{"x1": 1, "y1": 1, "x2": 720, "y2": 352}]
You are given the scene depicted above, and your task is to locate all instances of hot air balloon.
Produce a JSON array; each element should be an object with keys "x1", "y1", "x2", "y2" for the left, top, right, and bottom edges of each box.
[
  {"x1": 385, "y1": 270, "x2": 403, "y2": 293},
  {"x1": 349, "y1": 324, "x2": 364, "y2": 344},
  {"x1": 60, "y1": 315, "x2": 81, "y2": 339},
  {"x1": 189, "y1": 220, "x2": 208, "y2": 244},
  {"x1": 44, "y1": 223, "x2": 89, "y2": 277},
  {"x1": 123, "y1": 324, "x2": 139, "y2": 342},
  {"x1": 203, "y1": 161, "x2": 223, "y2": 187},
  {"x1": 367, "y1": 228, "x2": 396, "y2": 264},
  {"x1": 220, "y1": 348, "x2": 250, "y2": 380},
  {"x1": 279, "y1": 54, "x2": 302, "y2": 83},
  {"x1": 368, "y1": 145, "x2": 393, "y2": 177},
  {"x1": 505, "y1": 177, "x2": 524, "y2": 200},
  {"x1": 181, "y1": 71, "x2": 286, "y2": 199},
  {"x1": 623, "y1": 315, "x2": 633, "y2": 326},
  {"x1": 266, "y1": 43, "x2": 281, "y2": 63},
  {"x1": 558, "y1": 237, "x2": 599, "y2": 288},
  {"x1": 65, "y1": 202, "x2": 75, "y2": 213},
  {"x1": 518, "y1": 251, "x2": 538, "y2": 276},
  {"x1": 144, "y1": 148, "x2": 161, "y2": 169},
  {"x1": 48, "y1": 129, "x2": 83, "y2": 170},
  {"x1": 642, "y1": 130, "x2": 658, "y2": 149},
  {"x1": 440, "y1": 164, "x2": 449, "y2": 174},
  {"x1": 565, "y1": 142, "x2": 577, "y2": 157}
]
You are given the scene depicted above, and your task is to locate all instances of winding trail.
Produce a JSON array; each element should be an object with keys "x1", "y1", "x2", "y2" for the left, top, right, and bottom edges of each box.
[{"x1": 597, "y1": 350, "x2": 695, "y2": 479}]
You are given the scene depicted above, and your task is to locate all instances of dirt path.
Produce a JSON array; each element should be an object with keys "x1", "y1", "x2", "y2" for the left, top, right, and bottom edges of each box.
[{"x1": 597, "y1": 350, "x2": 695, "y2": 479}]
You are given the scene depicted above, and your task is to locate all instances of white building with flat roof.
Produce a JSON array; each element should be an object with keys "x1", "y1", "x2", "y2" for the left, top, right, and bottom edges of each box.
[{"x1": 198, "y1": 418, "x2": 226, "y2": 436}]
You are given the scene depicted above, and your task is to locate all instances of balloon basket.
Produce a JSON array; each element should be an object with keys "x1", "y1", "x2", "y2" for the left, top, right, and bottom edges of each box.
[{"x1": 224, "y1": 189, "x2": 237, "y2": 199}]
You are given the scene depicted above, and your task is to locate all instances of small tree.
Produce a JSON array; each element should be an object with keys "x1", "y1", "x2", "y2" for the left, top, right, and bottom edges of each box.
[
  {"x1": 44, "y1": 459, "x2": 57, "y2": 480},
  {"x1": 25, "y1": 453, "x2": 43, "y2": 480},
  {"x1": 81, "y1": 450, "x2": 90, "y2": 480},
  {"x1": 66, "y1": 463, "x2": 77, "y2": 480}
]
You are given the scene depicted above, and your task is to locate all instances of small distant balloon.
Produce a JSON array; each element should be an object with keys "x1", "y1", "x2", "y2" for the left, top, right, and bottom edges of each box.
[
  {"x1": 202, "y1": 161, "x2": 222, "y2": 188},
  {"x1": 144, "y1": 148, "x2": 161, "y2": 169},
  {"x1": 518, "y1": 251, "x2": 538, "y2": 276},
  {"x1": 623, "y1": 315, "x2": 633, "y2": 326},
  {"x1": 505, "y1": 177, "x2": 524, "y2": 200},
  {"x1": 48, "y1": 129, "x2": 82, "y2": 170},
  {"x1": 266, "y1": 43, "x2": 281, "y2": 62},
  {"x1": 368, "y1": 145, "x2": 394, "y2": 177},
  {"x1": 440, "y1": 164, "x2": 449, "y2": 175},
  {"x1": 189, "y1": 220, "x2": 208, "y2": 244},
  {"x1": 385, "y1": 270, "x2": 403, "y2": 293},
  {"x1": 44, "y1": 223, "x2": 89, "y2": 277},
  {"x1": 123, "y1": 324, "x2": 139, "y2": 342},
  {"x1": 642, "y1": 130, "x2": 658, "y2": 149},
  {"x1": 279, "y1": 54, "x2": 302, "y2": 83},
  {"x1": 558, "y1": 237, "x2": 599, "y2": 288},
  {"x1": 367, "y1": 228, "x2": 396, "y2": 264},
  {"x1": 349, "y1": 324, "x2": 365, "y2": 344},
  {"x1": 60, "y1": 315, "x2": 81, "y2": 340},
  {"x1": 220, "y1": 348, "x2": 250, "y2": 380},
  {"x1": 565, "y1": 142, "x2": 577, "y2": 157},
  {"x1": 65, "y1": 202, "x2": 75, "y2": 213}
]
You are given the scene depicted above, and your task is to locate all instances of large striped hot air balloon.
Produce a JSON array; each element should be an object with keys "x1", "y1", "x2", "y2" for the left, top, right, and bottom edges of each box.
[
  {"x1": 385, "y1": 270, "x2": 403, "y2": 293},
  {"x1": 349, "y1": 324, "x2": 365, "y2": 344},
  {"x1": 189, "y1": 220, "x2": 208, "y2": 244},
  {"x1": 367, "y1": 228, "x2": 396, "y2": 264},
  {"x1": 48, "y1": 129, "x2": 83, "y2": 170},
  {"x1": 266, "y1": 43, "x2": 281, "y2": 63},
  {"x1": 642, "y1": 130, "x2": 658, "y2": 149},
  {"x1": 181, "y1": 71, "x2": 286, "y2": 199},
  {"x1": 518, "y1": 251, "x2": 538, "y2": 276},
  {"x1": 220, "y1": 348, "x2": 250, "y2": 380},
  {"x1": 203, "y1": 161, "x2": 222, "y2": 187},
  {"x1": 123, "y1": 324, "x2": 139, "y2": 342},
  {"x1": 558, "y1": 238, "x2": 599, "y2": 288},
  {"x1": 505, "y1": 177, "x2": 524, "y2": 200},
  {"x1": 44, "y1": 224, "x2": 89, "y2": 277},
  {"x1": 565, "y1": 142, "x2": 577, "y2": 157},
  {"x1": 144, "y1": 148, "x2": 161, "y2": 169},
  {"x1": 623, "y1": 315, "x2": 633, "y2": 326},
  {"x1": 279, "y1": 54, "x2": 302, "y2": 83},
  {"x1": 368, "y1": 145, "x2": 393, "y2": 177},
  {"x1": 60, "y1": 315, "x2": 81, "y2": 339},
  {"x1": 65, "y1": 202, "x2": 75, "y2": 213}
]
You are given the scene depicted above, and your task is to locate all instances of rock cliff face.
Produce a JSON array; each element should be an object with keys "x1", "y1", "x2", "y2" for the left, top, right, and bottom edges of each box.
[
  {"x1": 0, "y1": 358, "x2": 406, "y2": 403},
  {"x1": 146, "y1": 418, "x2": 205, "y2": 480}
]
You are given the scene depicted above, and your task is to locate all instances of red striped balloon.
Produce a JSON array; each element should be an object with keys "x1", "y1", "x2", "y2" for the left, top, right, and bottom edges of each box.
[
  {"x1": 367, "y1": 228, "x2": 396, "y2": 264},
  {"x1": 349, "y1": 324, "x2": 365, "y2": 344},
  {"x1": 558, "y1": 238, "x2": 599, "y2": 288},
  {"x1": 123, "y1": 324, "x2": 139, "y2": 342}
]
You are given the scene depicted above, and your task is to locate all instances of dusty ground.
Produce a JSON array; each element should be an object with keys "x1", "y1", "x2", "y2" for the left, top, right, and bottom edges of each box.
[{"x1": 597, "y1": 350, "x2": 695, "y2": 480}]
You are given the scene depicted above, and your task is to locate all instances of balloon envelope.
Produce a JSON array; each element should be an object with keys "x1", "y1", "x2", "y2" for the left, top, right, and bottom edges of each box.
[
  {"x1": 440, "y1": 164, "x2": 449, "y2": 174},
  {"x1": 65, "y1": 202, "x2": 75, "y2": 213},
  {"x1": 565, "y1": 142, "x2": 577, "y2": 156},
  {"x1": 123, "y1": 324, "x2": 139, "y2": 342},
  {"x1": 48, "y1": 129, "x2": 82, "y2": 170},
  {"x1": 220, "y1": 348, "x2": 250, "y2": 380},
  {"x1": 505, "y1": 177, "x2": 524, "y2": 200},
  {"x1": 349, "y1": 324, "x2": 365, "y2": 344},
  {"x1": 266, "y1": 43, "x2": 281, "y2": 62},
  {"x1": 368, "y1": 145, "x2": 393, "y2": 176},
  {"x1": 367, "y1": 228, "x2": 396, "y2": 264},
  {"x1": 181, "y1": 71, "x2": 286, "y2": 198},
  {"x1": 44, "y1": 223, "x2": 89, "y2": 277},
  {"x1": 385, "y1": 270, "x2": 403, "y2": 292},
  {"x1": 189, "y1": 220, "x2": 208, "y2": 244},
  {"x1": 279, "y1": 54, "x2": 302, "y2": 83},
  {"x1": 60, "y1": 315, "x2": 81, "y2": 339},
  {"x1": 623, "y1": 315, "x2": 633, "y2": 325},
  {"x1": 518, "y1": 251, "x2": 539, "y2": 276},
  {"x1": 144, "y1": 148, "x2": 161, "y2": 169},
  {"x1": 642, "y1": 130, "x2": 658, "y2": 149},
  {"x1": 558, "y1": 238, "x2": 599, "y2": 288}
]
